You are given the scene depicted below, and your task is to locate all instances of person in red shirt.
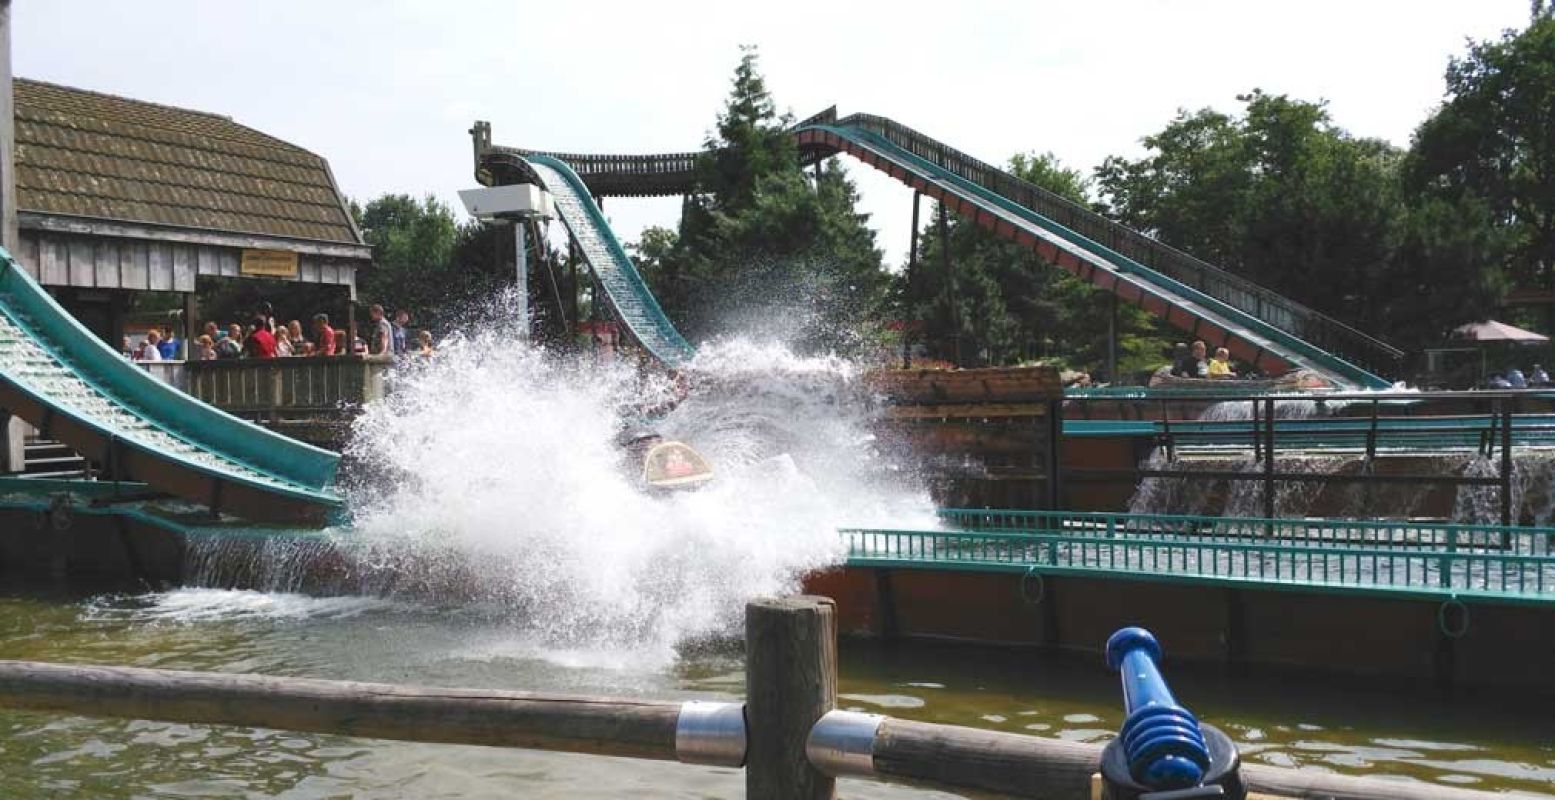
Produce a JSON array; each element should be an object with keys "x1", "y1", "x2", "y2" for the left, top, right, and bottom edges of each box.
[
  {"x1": 311, "y1": 313, "x2": 336, "y2": 357},
  {"x1": 244, "y1": 314, "x2": 277, "y2": 358}
]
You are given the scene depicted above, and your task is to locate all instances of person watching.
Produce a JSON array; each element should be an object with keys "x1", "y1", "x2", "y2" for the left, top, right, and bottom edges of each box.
[
  {"x1": 244, "y1": 314, "x2": 277, "y2": 358},
  {"x1": 217, "y1": 324, "x2": 243, "y2": 359},
  {"x1": 311, "y1": 314, "x2": 337, "y2": 357},
  {"x1": 392, "y1": 309, "x2": 410, "y2": 356},
  {"x1": 368, "y1": 304, "x2": 392, "y2": 356},
  {"x1": 135, "y1": 330, "x2": 163, "y2": 362}
]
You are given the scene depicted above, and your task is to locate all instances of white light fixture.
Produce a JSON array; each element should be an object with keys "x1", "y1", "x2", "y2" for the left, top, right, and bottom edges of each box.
[{"x1": 458, "y1": 184, "x2": 555, "y2": 342}]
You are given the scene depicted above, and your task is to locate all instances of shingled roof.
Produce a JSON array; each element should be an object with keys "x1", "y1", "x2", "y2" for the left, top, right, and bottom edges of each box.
[{"x1": 13, "y1": 78, "x2": 363, "y2": 246}]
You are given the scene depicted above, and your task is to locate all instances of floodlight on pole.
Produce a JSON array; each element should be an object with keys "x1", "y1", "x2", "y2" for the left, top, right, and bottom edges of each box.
[{"x1": 458, "y1": 185, "x2": 555, "y2": 342}]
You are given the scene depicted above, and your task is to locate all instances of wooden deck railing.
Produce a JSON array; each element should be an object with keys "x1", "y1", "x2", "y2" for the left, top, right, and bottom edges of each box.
[{"x1": 180, "y1": 356, "x2": 389, "y2": 419}]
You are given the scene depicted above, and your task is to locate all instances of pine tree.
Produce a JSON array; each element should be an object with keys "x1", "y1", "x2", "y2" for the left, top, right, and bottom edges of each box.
[{"x1": 640, "y1": 47, "x2": 887, "y2": 350}]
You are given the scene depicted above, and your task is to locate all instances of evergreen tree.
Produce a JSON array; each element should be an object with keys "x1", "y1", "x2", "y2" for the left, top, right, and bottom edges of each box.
[{"x1": 640, "y1": 47, "x2": 887, "y2": 350}]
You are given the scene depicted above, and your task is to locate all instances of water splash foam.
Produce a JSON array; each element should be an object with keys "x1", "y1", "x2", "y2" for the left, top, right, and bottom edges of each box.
[{"x1": 333, "y1": 331, "x2": 932, "y2": 663}]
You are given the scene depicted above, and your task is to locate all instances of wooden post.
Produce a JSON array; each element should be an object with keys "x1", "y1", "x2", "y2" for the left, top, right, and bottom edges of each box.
[
  {"x1": 0, "y1": 0, "x2": 14, "y2": 253},
  {"x1": 182, "y1": 291, "x2": 199, "y2": 360},
  {"x1": 0, "y1": 0, "x2": 21, "y2": 470},
  {"x1": 746, "y1": 596, "x2": 836, "y2": 800}
]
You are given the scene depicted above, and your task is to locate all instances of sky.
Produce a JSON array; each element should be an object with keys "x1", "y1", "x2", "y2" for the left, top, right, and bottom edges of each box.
[{"x1": 12, "y1": 0, "x2": 1537, "y2": 269}]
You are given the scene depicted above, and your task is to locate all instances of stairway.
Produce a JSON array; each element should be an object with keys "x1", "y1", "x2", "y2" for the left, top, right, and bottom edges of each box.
[{"x1": 18, "y1": 436, "x2": 90, "y2": 479}]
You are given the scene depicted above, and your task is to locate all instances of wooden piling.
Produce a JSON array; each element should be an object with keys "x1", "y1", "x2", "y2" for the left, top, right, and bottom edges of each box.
[{"x1": 746, "y1": 595, "x2": 837, "y2": 800}]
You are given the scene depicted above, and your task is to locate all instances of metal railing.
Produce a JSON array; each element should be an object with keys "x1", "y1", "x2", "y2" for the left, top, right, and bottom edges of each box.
[
  {"x1": 827, "y1": 113, "x2": 1405, "y2": 379},
  {"x1": 841, "y1": 512, "x2": 1555, "y2": 604}
]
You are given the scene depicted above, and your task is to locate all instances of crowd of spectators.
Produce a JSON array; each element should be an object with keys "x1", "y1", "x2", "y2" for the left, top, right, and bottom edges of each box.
[{"x1": 130, "y1": 303, "x2": 434, "y2": 362}]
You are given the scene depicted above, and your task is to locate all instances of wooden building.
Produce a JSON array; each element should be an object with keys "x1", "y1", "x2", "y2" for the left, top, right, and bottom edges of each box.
[
  {"x1": 2, "y1": 77, "x2": 371, "y2": 471},
  {"x1": 9, "y1": 78, "x2": 370, "y2": 344}
]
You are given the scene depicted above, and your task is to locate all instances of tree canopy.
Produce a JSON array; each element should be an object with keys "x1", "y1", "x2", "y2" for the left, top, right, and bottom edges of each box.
[
  {"x1": 1095, "y1": 90, "x2": 1503, "y2": 356},
  {"x1": 635, "y1": 47, "x2": 888, "y2": 351},
  {"x1": 899, "y1": 153, "x2": 1170, "y2": 377},
  {"x1": 1406, "y1": 6, "x2": 1554, "y2": 312}
]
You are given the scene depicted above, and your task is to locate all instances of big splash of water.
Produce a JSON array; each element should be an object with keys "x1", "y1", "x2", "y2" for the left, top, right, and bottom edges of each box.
[{"x1": 331, "y1": 330, "x2": 933, "y2": 662}]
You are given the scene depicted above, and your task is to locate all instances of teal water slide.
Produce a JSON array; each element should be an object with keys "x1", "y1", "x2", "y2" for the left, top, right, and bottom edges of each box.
[
  {"x1": 491, "y1": 112, "x2": 1402, "y2": 387},
  {"x1": 525, "y1": 156, "x2": 695, "y2": 366},
  {"x1": 794, "y1": 116, "x2": 1395, "y2": 389},
  {"x1": 0, "y1": 251, "x2": 342, "y2": 525}
]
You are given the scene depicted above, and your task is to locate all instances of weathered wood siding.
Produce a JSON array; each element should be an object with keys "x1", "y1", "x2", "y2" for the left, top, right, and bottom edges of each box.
[{"x1": 13, "y1": 230, "x2": 358, "y2": 292}]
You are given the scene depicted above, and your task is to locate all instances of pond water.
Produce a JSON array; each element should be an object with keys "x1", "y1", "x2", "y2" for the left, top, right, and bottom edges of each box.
[{"x1": 1, "y1": 582, "x2": 1551, "y2": 798}]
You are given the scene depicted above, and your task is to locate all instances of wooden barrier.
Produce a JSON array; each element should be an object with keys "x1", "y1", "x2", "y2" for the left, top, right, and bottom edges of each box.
[
  {"x1": 0, "y1": 597, "x2": 1512, "y2": 800},
  {"x1": 185, "y1": 356, "x2": 388, "y2": 418}
]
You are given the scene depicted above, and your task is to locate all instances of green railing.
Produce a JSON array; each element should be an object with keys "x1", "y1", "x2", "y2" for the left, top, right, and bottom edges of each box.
[
  {"x1": 1061, "y1": 413, "x2": 1555, "y2": 451},
  {"x1": 815, "y1": 113, "x2": 1404, "y2": 382},
  {"x1": 840, "y1": 511, "x2": 1555, "y2": 605},
  {"x1": 0, "y1": 251, "x2": 340, "y2": 494},
  {"x1": 936, "y1": 509, "x2": 1552, "y2": 551}
]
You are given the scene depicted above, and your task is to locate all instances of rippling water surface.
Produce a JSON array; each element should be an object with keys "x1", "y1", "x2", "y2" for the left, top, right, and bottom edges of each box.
[{"x1": 1, "y1": 582, "x2": 1551, "y2": 798}]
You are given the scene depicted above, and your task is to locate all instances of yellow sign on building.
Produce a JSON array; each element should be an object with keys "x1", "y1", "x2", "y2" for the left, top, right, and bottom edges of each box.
[{"x1": 240, "y1": 249, "x2": 300, "y2": 278}]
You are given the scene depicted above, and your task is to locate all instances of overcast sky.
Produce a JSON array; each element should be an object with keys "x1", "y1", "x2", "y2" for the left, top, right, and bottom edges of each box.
[{"x1": 13, "y1": 1, "x2": 1536, "y2": 268}]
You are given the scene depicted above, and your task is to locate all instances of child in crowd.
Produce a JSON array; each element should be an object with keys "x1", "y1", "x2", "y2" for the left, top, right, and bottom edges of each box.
[{"x1": 1208, "y1": 347, "x2": 1233, "y2": 378}]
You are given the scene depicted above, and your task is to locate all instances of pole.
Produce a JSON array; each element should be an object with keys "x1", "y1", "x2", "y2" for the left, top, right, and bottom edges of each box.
[
  {"x1": 938, "y1": 202, "x2": 959, "y2": 367},
  {"x1": 746, "y1": 596, "x2": 836, "y2": 800},
  {"x1": 0, "y1": 0, "x2": 14, "y2": 253},
  {"x1": 904, "y1": 191, "x2": 921, "y2": 369},
  {"x1": 569, "y1": 240, "x2": 580, "y2": 341},
  {"x1": 1263, "y1": 397, "x2": 1276, "y2": 526},
  {"x1": 0, "y1": 0, "x2": 22, "y2": 466},
  {"x1": 514, "y1": 220, "x2": 529, "y2": 343},
  {"x1": 1500, "y1": 400, "x2": 1513, "y2": 528},
  {"x1": 1106, "y1": 293, "x2": 1118, "y2": 384}
]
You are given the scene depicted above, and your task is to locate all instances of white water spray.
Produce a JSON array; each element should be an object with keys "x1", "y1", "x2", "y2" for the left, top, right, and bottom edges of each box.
[{"x1": 337, "y1": 330, "x2": 932, "y2": 661}]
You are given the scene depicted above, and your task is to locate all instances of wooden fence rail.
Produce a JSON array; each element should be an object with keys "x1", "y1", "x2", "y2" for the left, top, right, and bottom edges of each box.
[{"x1": 0, "y1": 596, "x2": 1503, "y2": 800}]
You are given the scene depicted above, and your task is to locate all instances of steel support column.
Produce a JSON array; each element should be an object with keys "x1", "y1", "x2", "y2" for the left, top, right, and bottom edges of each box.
[
  {"x1": 938, "y1": 202, "x2": 959, "y2": 367},
  {"x1": 904, "y1": 191, "x2": 921, "y2": 369}
]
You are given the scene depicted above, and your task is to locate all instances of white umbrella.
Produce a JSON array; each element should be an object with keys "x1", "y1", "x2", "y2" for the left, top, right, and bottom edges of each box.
[{"x1": 1453, "y1": 320, "x2": 1550, "y2": 343}]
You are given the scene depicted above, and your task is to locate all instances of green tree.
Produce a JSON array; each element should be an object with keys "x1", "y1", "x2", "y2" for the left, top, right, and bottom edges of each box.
[
  {"x1": 642, "y1": 47, "x2": 888, "y2": 350},
  {"x1": 355, "y1": 194, "x2": 460, "y2": 315},
  {"x1": 1405, "y1": 7, "x2": 1553, "y2": 325},
  {"x1": 902, "y1": 153, "x2": 1169, "y2": 377},
  {"x1": 1096, "y1": 91, "x2": 1501, "y2": 355}
]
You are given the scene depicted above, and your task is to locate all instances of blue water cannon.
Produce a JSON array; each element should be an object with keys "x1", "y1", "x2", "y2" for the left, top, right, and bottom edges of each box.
[{"x1": 1099, "y1": 627, "x2": 1244, "y2": 800}]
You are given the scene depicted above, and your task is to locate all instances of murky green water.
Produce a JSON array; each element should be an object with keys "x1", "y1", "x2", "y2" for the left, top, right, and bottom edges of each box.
[{"x1": 0, "y1": 581, "x2": 1551, "y2": 798}]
